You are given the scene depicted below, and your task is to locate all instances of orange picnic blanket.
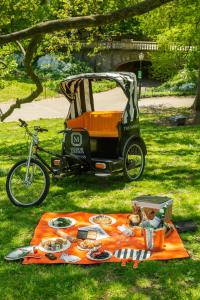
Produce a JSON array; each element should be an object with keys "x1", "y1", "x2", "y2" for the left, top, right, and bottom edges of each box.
[{"x1": 23, "y1": 212, "x2": 189, "y2": 265}]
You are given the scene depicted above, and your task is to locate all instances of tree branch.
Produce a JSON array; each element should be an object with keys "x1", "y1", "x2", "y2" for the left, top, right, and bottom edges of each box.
[
  {"x1": 0, "y1": 0, "x2": 174, "y2": 120},
  {"x1": 191, "y1": 67, "x2": 200, "y2": 111},
  {"x1": 0, "y1": 0, "x2": 173, "y2": 44},
  {"x1": 16, "y1": 40, "x2": 26, "y2": 56},
  {"x1": 0, "y1": 35, "x2": 43, "y2": 121}
]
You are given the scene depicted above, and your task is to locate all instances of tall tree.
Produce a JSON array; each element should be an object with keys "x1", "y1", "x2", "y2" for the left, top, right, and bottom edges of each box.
[
  {"x1": 0, "y1": 0, "x2": 173, "y2": 121},
  {"x1": 140, "y1": 0, "x2": 200, "y2": 111}
]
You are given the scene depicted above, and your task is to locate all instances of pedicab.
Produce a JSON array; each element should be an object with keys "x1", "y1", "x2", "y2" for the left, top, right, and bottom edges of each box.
[{"x1": 6, "y1": 72, "x2": 147, "y2": 207}]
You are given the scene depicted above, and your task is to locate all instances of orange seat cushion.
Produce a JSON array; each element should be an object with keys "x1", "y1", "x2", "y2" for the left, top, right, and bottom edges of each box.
[{"x1": 67, "y1": 111, "x2": 122, "y2": 137}]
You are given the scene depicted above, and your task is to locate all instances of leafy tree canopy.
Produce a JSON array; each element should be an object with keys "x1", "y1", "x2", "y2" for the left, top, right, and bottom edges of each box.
[
  {"x1": 140, "y1": 0, "x2": 200, "y2": 75},
  {"x1": 0, "y1": 0, "x2": 174, "y2": 120},
  {"x1": 140, "y1": 0, "x2": 200, "y2": 109}
]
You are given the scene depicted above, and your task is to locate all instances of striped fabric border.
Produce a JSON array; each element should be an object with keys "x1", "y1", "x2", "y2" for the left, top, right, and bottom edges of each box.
[{"x1": 114, "y1": 249, "x2": 151, "y2": 260}]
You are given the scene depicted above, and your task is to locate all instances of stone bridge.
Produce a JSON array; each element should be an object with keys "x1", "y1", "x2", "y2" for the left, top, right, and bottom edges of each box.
[{"x1": 76, "y1": 40, "x2": 191, "y2": 74}]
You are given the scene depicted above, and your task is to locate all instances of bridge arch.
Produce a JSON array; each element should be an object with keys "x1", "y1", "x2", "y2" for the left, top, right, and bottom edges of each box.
[
  {"x1": 116, "y1": 60, "x2": 152, "y2": 79},
  {"x1": 76, "y1": 45, "x2": 153, "y2": 74},
  {"x1": 76, "y1": 39, "x2": 191, "y2": 75}
]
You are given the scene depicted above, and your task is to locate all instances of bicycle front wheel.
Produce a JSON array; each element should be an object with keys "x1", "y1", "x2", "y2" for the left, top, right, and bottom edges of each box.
[{"x1": 6, "y1": 159, "x2": 50, "y2": 207}]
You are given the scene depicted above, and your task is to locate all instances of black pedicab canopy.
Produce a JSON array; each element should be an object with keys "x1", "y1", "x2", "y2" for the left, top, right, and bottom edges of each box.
[{"x1": 60, "y1": 72, "x2": 139, "y2": 125}]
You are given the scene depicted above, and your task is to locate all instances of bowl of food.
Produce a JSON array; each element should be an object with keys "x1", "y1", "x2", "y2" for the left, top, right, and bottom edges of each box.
[
  {"x1": 38, "y1": 238, "x2": 71, "y2": 253},
  {"x1": 89, "y1": 215, "x2": 116, "y2": 225},
  {"x1": 87, "y1": 250, "x2": 112, "y2": 261},
  {"x1": 48, "y1": 217, "x2": 76, "y2": 229}
]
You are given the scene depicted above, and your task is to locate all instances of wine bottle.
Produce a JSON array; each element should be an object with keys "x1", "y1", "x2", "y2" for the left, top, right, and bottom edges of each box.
[{"x1": 148, "y1": 205, "x2": 167, "y2": 229}]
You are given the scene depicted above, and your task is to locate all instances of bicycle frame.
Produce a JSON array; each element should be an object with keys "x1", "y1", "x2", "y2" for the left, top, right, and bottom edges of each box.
[
  {"x1": 26, "y1": 129, "x2": 61, "y2": 176},
  {"x1": 34, "y1": 146, "x2": 61, "y2": 175}
]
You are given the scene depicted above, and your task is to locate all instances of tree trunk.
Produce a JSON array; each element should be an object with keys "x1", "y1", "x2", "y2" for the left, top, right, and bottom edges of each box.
[
  {"x1": 192, "y1": 68, "x2": 200, "y2": 112},
  {"x1": 0, "y1": 35, "x2": 43, "y2": 122}
]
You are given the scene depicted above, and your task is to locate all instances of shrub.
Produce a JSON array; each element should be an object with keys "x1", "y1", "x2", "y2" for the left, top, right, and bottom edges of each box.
[
  {"x1": 36, "y1": 55, "x2": 93, "y2": 80},
  {"x1": 0, "y1": 80, "x2": 7, "y2": 89},
  {"x1": 155, "y1": 68, "x2": 197, "y2": 93}
]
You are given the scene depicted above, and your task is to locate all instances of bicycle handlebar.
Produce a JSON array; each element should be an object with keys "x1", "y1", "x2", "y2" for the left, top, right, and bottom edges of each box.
[
  {"x1": 18, "y1": 119, "x2": 28, "y2": 127},
  {"x1": 34, "y1": 126, "x2": 48, "y2": 133},
  {"x1": 18, "y1": 119, "x2": 48, "y2": 134},
  {"x1": 57, "y1": 128, "x2": 87, "y2": 134}
]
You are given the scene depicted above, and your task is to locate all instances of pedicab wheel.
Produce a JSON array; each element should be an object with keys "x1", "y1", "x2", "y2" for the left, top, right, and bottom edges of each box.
[
  {"x1": 6, "y1": 159, "x2": 50, "y2": 207},
  {"x1": 123, "y1": 141, "x2": 145, "y2": 182}
]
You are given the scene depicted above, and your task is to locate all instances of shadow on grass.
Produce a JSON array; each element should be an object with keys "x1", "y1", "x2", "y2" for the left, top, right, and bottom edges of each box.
[
  {"x1": 0, "y1": 258, "x2": 199, "y2": 299},
  {"x1": 1, "y1": 114, "x2": 200, "y2": 299}
]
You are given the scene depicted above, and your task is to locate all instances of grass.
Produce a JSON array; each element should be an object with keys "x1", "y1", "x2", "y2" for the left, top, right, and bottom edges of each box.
[
  {"x1": 141, "y1": 89, "x2": 195, "y2": 98},
  {"x1": 0, "y1": 79, "x2": 57, "y2": 103},
  {"x1": 0, "y1": 78, "x2": 117, "y2": 103},
  {"x1": 0, "y1": 108, "x2": 200, "y2": 300},
  {"x1": 92, "y1": 80, "x2": 117, "y2": 93}
]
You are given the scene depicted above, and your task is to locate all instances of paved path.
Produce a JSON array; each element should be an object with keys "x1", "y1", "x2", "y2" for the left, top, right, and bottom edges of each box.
[{"x1": 0, "y1": 87, "x2": 194, "y2": 122}]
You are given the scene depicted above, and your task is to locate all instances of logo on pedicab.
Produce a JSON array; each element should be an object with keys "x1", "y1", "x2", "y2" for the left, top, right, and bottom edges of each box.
[{"x1": 71, "y1": 132, "x2": 82, "y2": 146}]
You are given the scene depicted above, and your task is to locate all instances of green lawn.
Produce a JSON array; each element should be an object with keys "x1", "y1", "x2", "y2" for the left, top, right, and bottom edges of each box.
[
  {"x1": 0, "y1": 79, "x2": 57, "y2": 103},
  {"x1": 141, "y1": 89, "x2": 195, "y2": 98},
  {"x1": 0, "y1": 109, "x2": 200, "y2": 300},
  {"x1": 0, "y1": 79, "x2": 117, "y2": 103}
]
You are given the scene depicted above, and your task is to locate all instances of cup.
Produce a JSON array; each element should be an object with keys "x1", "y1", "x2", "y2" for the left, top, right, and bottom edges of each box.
[{"x1": 143, "y1": 227, "x2": 165, "y2": 251}]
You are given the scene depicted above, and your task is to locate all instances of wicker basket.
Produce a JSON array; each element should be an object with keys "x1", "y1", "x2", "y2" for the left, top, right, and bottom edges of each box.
[{"x1": 132, "y1": 195, "x2": 173, "y2": 223}]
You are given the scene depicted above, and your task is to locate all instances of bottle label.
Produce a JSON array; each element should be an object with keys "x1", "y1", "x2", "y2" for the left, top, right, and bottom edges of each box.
[{"x1": 149, "y1": 216, "x2": 160, "y2": 228}]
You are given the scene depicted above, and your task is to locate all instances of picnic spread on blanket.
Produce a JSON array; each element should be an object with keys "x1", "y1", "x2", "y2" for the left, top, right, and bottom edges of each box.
[{"x1": 5, "y1": 196, "x2": 190, "y2": 267}]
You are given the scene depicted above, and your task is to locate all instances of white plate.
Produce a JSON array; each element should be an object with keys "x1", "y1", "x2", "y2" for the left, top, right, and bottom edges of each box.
[
  {"x1": 89, "y1": 215, "x2": 116, "y2": 225},
  {"x1": 48, "y1": 217, "x2": 76, "y2": 229},
  {"x1": 5, "y1": 246, "x2": 35, "y2": 261},
  {"x1": 60, "y1": 253, "x2": 81, "y2": 263},
  {"x1": 87, "y1": 250, "x2": 112, "y2": 261},
  {"x1": 38, "y1": 238, "x2": 71, "y2": 253},
  {"x1": 77, "y1": 245, "x2": 90, "y2": 251}
]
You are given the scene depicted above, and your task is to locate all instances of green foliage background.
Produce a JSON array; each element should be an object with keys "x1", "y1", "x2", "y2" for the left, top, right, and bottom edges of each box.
[{"x1": 140, "y1": 0, "x2": 200, "y2": 80}]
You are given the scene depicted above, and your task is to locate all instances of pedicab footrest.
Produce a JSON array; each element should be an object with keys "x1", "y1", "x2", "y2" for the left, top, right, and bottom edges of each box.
[{"x1": 92, "y1": 157, "x2": 123, "y2": 174}]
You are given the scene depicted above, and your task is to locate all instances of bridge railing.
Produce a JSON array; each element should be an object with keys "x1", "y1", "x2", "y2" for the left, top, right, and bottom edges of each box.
[
  {"x1": 80, "y1": 40, "x2": 194, "y2": 52},
  {"x1": 109, "y1": 40, "x2": 158, "y2": 50},
  {"x1": 80, "y1": 40, "x2": 158, "y2": 50}
]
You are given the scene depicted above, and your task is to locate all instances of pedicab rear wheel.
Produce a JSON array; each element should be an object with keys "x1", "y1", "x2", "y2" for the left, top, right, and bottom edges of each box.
[
  {"x1": 123, "y1": 141, "x2": 145, "y2": 181},
  {"x1": 6, "y1": 159, "x2": 50, "y2": 207}
]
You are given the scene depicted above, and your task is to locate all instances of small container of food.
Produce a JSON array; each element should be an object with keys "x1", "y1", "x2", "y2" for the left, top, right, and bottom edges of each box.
[
  {"x1": 77, "y1": 239, "x2": 102, "y2": 251},
  {"x1": 77, "y1": 229, "x2": 97, "y2": 240},
  {"x1": 127, "y1": 214, "x2": 141, "y2": 227}
]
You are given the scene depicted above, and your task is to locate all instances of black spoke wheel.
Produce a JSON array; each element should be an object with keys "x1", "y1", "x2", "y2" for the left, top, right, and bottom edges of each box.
[
  {"x1": 123, "y1": 141, "x2": 145, "y2": 181},
  {"x1": 6, "y1": 159, "x2": 50, "y2": 207}
]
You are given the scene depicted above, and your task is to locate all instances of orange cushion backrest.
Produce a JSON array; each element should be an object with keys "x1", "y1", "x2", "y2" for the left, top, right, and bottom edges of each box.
[
  {"x1": 67, "y1": 115, "x2": 84, "y2": 129},
  {"x1": 67, "y1": 111, "x2": 122, "y2": 137}
]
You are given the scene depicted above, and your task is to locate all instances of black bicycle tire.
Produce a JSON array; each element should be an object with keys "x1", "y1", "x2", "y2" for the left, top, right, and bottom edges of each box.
[
  {"x1": 123, "y1": 140, "x2": 145, "y2": 182},
  {"x1": 6, "y1": 158, "x2": 50, "y2": 207}
]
